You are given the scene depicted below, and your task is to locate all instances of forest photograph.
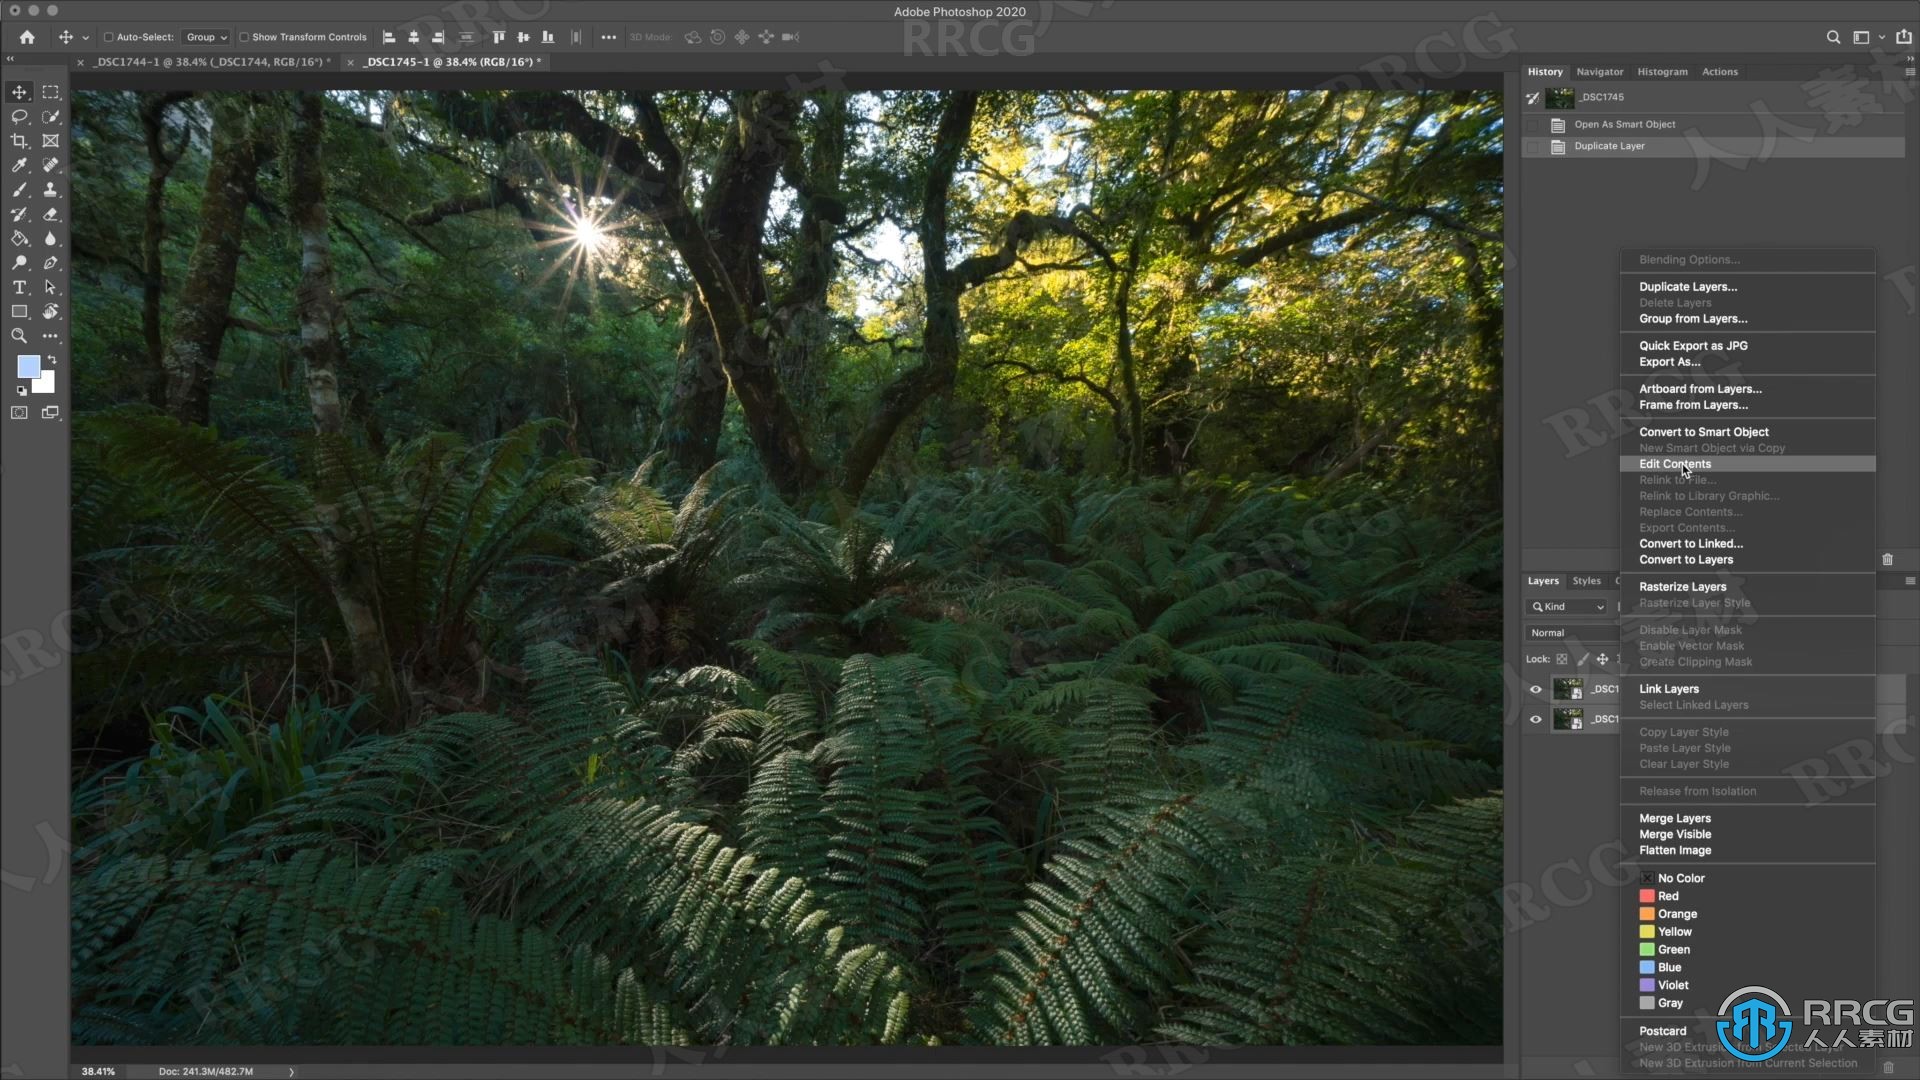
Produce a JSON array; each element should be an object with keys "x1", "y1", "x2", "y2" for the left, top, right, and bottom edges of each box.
[{"x1": 65, "y1": 87, "x2": 1504, "y2": 1047}]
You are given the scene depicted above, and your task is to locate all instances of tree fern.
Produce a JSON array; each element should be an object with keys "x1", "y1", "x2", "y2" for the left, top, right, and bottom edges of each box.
[
  {"x1": 1158, "y1": 797, "x2": 1502, "y2": 1045},
  {"x1": 525, "y1": 458, "x2": 742, "y2": 667},
  {"x1": 972, "y1": 788, "x2": 1233, "y2": 1043},
  {"x1": 496, "y1": 799, "x2": 913, "y2": 1042},
  {"x1": 73, "y1": 848, "x2": 697, "y2": 1045},
  {"x1": 75, "y1": 411, "x2": 589, "y2": 724},
  {"x1": 1046, "y1": 679, "x2": 1161, "y2": 837},
  {"x1": 734, "y1": 508, "x2": 934, "y2": 655},
  {"x1": 971, "y1": 665, "x2": 1495, "y2": 1044},
  {"x1": 813, "y1": 659, "x2": 937, "y2": 956},
  {"x1": 741, "y1": 745, "x2": 835, "y2": 890}
]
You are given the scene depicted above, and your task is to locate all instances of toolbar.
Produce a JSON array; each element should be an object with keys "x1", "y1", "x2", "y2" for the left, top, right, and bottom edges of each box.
[{"x1": 3, "y1": 70, "x2": 64, "y2": 427}]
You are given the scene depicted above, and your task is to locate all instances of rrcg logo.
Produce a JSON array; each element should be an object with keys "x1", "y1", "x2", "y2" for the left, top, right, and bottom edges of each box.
[
  {"x1": 1715, "y1": 986, "x2": 1793, "y2": 1062},
  {"x1": 903, "y1": 19, "x2": 1038, "y2": 57},
  {"x1": 1714, "y1": 984, "x2": 1915, "y2": 1062}
]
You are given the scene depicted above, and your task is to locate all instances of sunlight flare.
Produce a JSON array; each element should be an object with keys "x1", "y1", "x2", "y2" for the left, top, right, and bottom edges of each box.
[{"x1": 568, "y1": 212, "x2": 610, "y2": 254}]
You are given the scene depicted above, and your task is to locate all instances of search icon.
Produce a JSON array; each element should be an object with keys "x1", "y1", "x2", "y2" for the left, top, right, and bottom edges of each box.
[
  {"x1": 1826, "y1": 29, "x2": 1842, "y2": 44},
  {"x1": 1530, "y1": 601, "x2": 1544, "y2": 613},
  {"x1": 9, "y1": 326, "x2": 27, "y2": 343}
]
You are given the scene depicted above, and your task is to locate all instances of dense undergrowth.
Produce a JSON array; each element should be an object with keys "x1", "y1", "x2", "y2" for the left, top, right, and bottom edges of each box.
[{"x1": 70, "y1": 413, "x2": 1501, "y2": 1047}]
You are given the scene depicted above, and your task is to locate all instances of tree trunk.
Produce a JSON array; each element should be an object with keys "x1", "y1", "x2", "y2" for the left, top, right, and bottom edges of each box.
[
  {"x1": 657, "y1": 297, "x2": 727, "y2": 476},
  {"x1": 840, "y1": 96, "x2": 1100, "y2": 501},
  {"x1": 161, "y1": 94, "x2": 264, "y2": 425},
  {"x1": 1320, "y1": 417, "x2": 1401, "y2": 486},
  {"x1": 443, "y1": 89, "x2": 821, "y2": 493},
  {"x1": 1113, "y1": 229, "x2": 1146, "y2": 481},
  {"x1": 1143, "y1": 343, "x2": 1192, "y2": 474},
  {"x1": 771, "y1": 93, "x2": 850, "y2": 412},
  {"x1": 1139, "y1": 264, "x2": 1193, "y2": 474},
  {"x1": 838, "y1": 92, "x2": 978, "y2": 502},
  {"x1": 689, "y1": 92, "x2": 823, "y2": 493},
  {"x1": 139, "y1": 91, "x2": 190, "y2": 408},
  {"x1": 1454, "y1": 231, "x2": 1502, "y2": 372},
  {"x1": 290, "y1": 91, "x2": 403, "y2": 724},
  {"x1": 655, "y1": 91, "x2": 813, "y2": 485},
  {"x1": 441, "y1": 90, "x2": 821, "y2": 492},
  {"x1": 1116, "y1": 93, "x2": 1184, "y2": 480},
  {"x1": 1453, "y1": 231, "x2": 1502, "y2": 504}
]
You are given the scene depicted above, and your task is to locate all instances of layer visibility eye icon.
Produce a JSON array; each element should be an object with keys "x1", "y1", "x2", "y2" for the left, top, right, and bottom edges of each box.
[{"x1": 1714, "y1": 986, "x2": 1794, "y2": 1062}]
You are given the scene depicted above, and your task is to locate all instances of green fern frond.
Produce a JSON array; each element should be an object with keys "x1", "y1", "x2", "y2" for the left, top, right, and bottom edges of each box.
[{"x1": 1159, "y1": 796, "x2": 1503, "y2": 1045}]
